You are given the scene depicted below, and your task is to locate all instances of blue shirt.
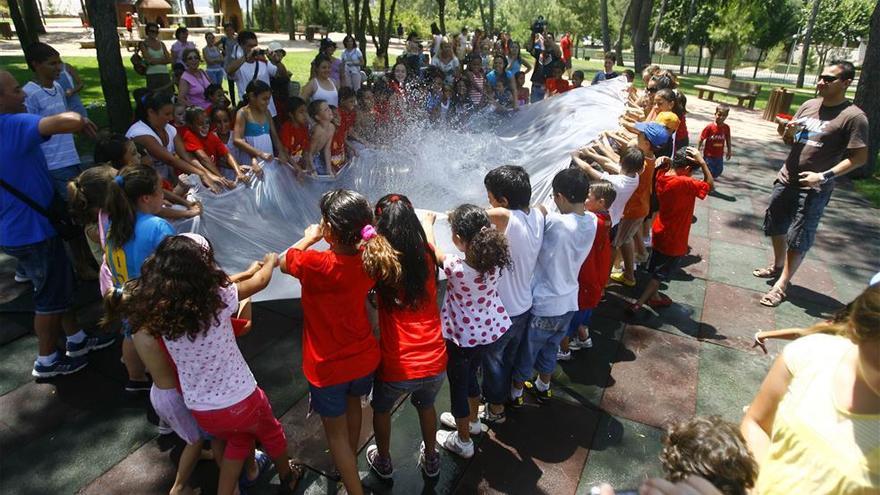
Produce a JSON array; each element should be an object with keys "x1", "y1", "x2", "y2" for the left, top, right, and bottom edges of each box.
[
  {"x1": 105, "y1": 212, "x2": 174, "y2": 285},
  {"x1": 592, "y1": 71, "x2": 620, "y2": 85},
  {"x1": 0, "y1": 113, "x2": 56, "y2": 247},
  {"x1": 486, "y1": 69, "x2": 513, "y2": 88},
  {"x1": 23, "y1": 81, "x2": 81, "y2": 170}
]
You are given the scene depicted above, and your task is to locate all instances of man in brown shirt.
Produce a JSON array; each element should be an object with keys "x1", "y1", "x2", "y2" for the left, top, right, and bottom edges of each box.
[{"x1": 754, "y1": 60, "x2": 868, "y2": 307}]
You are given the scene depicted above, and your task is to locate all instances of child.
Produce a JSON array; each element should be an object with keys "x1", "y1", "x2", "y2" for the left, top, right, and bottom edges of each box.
[
  {"x1": 172, "y1": 101, "x2": 187, "y2": 132},
  {"x1": 68, "y1": 165, "x2": 119, "y2": 268},
  {"x1": 210, "y1": 107, "x2": 239, "y2": 164},
  {"x1": 654, "y1": 88, "x2": 689, "y2": 153},
  {"x1": 426, "y1": 74, "x2": 444, "y2": 121},
  {"x1": 112, "y1": 234, "x2": 303, "y2": 495},
  {"x1": 181, "y1": 107, "x2": 247, "y2": 184},
  {"x1": 510, "y1": 168, "x2": 597, "y2": 406},
  {"x1": 545, "y1": 61, "x2": 571, "y2": 97},
  {"x1": 439, "y1": 84, "x2": 453, "y2": 122},
  {"x1": 279, "y1": 96, "x2": 310, "y2": 173},
  {"x1": 280, "y1": 189, "x2": 398, "y2": 495},
  {"x1": 629, "y1": 147, "x2": 713, "y2": 314},
  {"x1": 341, "y1": 34, "x2": 365, "y2": 89},
  {"x1": 558, "y1": 181, "x2": 616, "y2": 359},
  {"x1": 305, "y1": 99, "x2": 335, "y2": 176},
  {"x1": 699, "y1": 104, "x2": 732, "y2": 178},
  {"x1": 337, "y1": 87, "x2": 367, "y2": 146},
  {"x1": 515, "y1": 71, "x2": 530, "y2": 107},
  {"x1": 660, "y1": 416, "x2": 757, "y2": 495},
  {"x1": 571, "y1": 142, "x2": 647, "y2": 229},
  {"x1": 422, "y1": 206, "x2": 512, "y2": 458},
  {"x1": 480, "y1": 166, "x2": 545, "y2": 424},
  {"x1": 492, "y1": 79, "x2": 514, "y2": 112},
  {"x1": 571, "y1": 70, "x2": 585, "y2": 88},
  {"x1": 329, "y1": 106, "x2": 348, "y2": 174},
  {"x1": 462, "y1": 55, "x2": 486, "y2": 108},
  {"x1": 233, "y1": 80, "x2": 287, "y2": 174},
  {"x1": 363, "y1": 194, "x2": 447, "y2": 479},
  {"x1": 203, "y1": 83, "x2": 230, "y2": 117}
]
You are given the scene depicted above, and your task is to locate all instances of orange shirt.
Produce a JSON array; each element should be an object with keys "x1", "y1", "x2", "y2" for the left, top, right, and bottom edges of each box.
[{"x1": 622, "y1": 157, "x2": 656, "y2": 220}]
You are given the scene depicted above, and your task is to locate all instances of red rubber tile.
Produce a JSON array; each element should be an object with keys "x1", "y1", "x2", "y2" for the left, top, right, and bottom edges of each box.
[{"x1": 698, "y1": 281, "x2": 777, "y2": 354}]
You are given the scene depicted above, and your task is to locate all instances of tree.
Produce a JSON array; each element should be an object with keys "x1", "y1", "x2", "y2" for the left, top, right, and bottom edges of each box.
[
  {"x1": 629, "y1": 0, "x2": 654, "y2": 73},
  {"x1": 22, "y1": 0, "x2": 46, "y2": 35},
  {"x1": 369, "y1": 0, "x2": 399, "y2": 67},
  {"x1": 85, "y1": 0, "x2": 132, "y2": 133},
  {"x1": 7, "y1": 0, "x2": 39, "y2": 50},
  {"x1": 708, "y1": 0, "x2": 762, "y2": 78},
  {"x1": 650, "y1": 0, "x2": 668, "y2": 54},
  {"x1": 615, "y1": 1, "x2": 632, "y2": 63},
  {"x1": 600, "y1": 0, "x2": 611, "y2": 51},
  {"x1": 183, "y1": 0, "x2": 203, "y2": 27},
  {"x1": 750, "y1": 0, "x2": 800, "y2": 78},
  {"x1": 437, "y1": 0, "x2": 448, "y2": 33},
  {"x1": 853, "y1": 1, "x2": 879, "y2": 178},
  {"x1": 796, "y1": 0, "x2": 821, "y2": 88},
  {"x1": 808, "y1": 0, "x2": 872, "y2": 75}
]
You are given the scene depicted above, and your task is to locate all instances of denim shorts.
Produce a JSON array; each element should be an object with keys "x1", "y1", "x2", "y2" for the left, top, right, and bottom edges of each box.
[
  {"x1": 308, "y1": 373, "x2": 374, "y2": 418},
  {"x1": 647, "y1": 250, "x2": 681, "y2": 282},
  {"x1": 567, "y1": 309, "x2": 594, "y2": 337},
  {"x1": 48, "y1": 164, "x2": 83, "y2": 201},
  {"x1": 481, "y1": 311, "x2": 530, "y2": 404},
  {"x1": 705, "y1": 157, "x2": 724, "y2": 178},
  {"x1": 763, "y1": 180, "x2": 833, "y2": 253},
  {"x1": 1, "y1": 236, "x2": 73, "y2": 315},
  {"x1": 370, "y1": 372, "x2": 446, "y2": 413},
  {"x1": 513, "y1": 312, "x2": 575, "y2": 381}
]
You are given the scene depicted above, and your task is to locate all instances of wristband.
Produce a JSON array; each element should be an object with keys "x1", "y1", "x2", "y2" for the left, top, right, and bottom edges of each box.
[{"x1": 821, "y1": 170, "x2": 836, "y2": 183}]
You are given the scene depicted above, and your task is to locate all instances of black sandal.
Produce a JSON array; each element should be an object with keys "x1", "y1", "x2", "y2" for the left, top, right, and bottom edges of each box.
[{"x1": 278, "y1": 461, "x2": 305, "y2": 495}]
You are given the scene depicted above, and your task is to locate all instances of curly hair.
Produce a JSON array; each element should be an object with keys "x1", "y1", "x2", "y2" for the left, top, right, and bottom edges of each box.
[
  {"x1": 105, "y1": 235, "x2": 232, "y2": 341},
  {"x1": 448, "y1": 204, "x2": 512, "y2": 276},
  {"x1": 660, "y1": 416, "x2": 757, "y2": 495}
]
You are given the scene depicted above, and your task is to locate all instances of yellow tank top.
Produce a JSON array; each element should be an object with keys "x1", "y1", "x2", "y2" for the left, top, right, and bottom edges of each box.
[{"x1": 756, "y1": 334, "x2": 880, "y2": 494}]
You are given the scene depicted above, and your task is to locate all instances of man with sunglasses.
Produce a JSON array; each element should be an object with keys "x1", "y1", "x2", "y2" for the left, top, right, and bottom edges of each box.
[{"x1": 755, "y1": 60, "x2": 868, "y2": 307}]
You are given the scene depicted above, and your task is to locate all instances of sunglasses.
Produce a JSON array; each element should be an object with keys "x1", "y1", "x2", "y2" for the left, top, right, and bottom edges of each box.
[
  {"x1": 818, "y1": 74, "x2": 841, "y2": 83},
  {"x1": 186, "y1": 56, "x2": 200, "y2": 61}
]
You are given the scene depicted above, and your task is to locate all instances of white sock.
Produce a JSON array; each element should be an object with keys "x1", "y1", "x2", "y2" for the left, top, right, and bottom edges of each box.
[
  {"x1": 36, "y1": 351, "x2": 59, "y2": 365},
  {"x1": 511, "y1": 385, "x2": 523, "y2": 399},
  {"x1": 535, "y1": 377, "x2": 550, "y2": 392},
  {"x1": 456, "y1": 432, "x2": 473, "y2": 446},
  {"x1": 67, "y1": 330, "x2": 87, "y2": 344}
]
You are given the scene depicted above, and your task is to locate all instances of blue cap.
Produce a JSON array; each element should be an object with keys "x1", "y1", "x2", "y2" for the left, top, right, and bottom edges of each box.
[{"x1": 633, "y1": 122, "x2": 672, "y2": 149}]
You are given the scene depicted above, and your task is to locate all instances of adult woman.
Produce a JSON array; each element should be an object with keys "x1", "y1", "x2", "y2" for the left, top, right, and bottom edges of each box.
[
  {"x1": 485, "y1": 55, "x2": 518, "y2": 110},
  {"x1": 404, "y1": 33, "x2": 424, "y2": 73},
  {"x1": 340, "y1": 35, "x2": 364, "y2": 90},
  {"x1": 429, "y1": 22, "x2": 443, "y2": 58},
  {"x1": 178, "y1": 48, "x2": 212, "y2": 109},
  {"x1": 139, "y1": 23, "x2": 171, "y2": 92},
  {"x1": 170, "y1": 26, "x2": 196, "y2": 66},
  {"x1": 301, "y1": 55, "x2": 339, "y2": 107},
  {"x1": 431, "y1": 40, "x2": 460, "y2": 85},
  {"x1": 530, "y1": 42, "x2": 557, "y2": 103},
  {"x1": 388, "y1": 61, "x2": 410, "y2": 97},
  {"x1": 202, "y1": 32, "x2": 226, "y2": 85},
  {"x1": 741, "y1": 285, "x2": 879, "y2": 494},
  {"x1": 506, "y1": 42, "x2": 531, "y2": 76},
  {"x1": 57, "y1": 59, "x2": 87, "y2": 117},
  {"x1": 314, "y1": 38, "x2": 342, "y2": 87},
  {"x1": 126, "y1": 90, "x2": 223, "y2": 192}
]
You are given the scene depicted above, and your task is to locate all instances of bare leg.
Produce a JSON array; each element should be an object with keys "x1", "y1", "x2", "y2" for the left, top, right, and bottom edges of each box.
[
  {"x1": 560, "y1": 336, "x2": 571, "y2": 353},
  {"x1": 216, "y1": 457, "x2": 246, "y2": 495},
  {"x1": 61, "y1": 310, "x2": 78, "y2": 336},
  {"x1": 372, "y1": 410, "x2": 392, "y2": 459},
  {"x1": 621, "y1": 239, "x2": 636, "y2": 281},
  {"x1": 773, "y1": 248, "x2": 805, "y2": 292},
  {"x1": 770, "y1": 235, "x2": 787, "y2": 268},
  {"x1": 35, "y1": 314, "x2": 63, "y2": 356},
  {"x1": 467, "y1": 396, "x2": 480, "y2": 424},
  {"x1": 417, "y1": 406, "x2": 438, "y2": 453},
  {"x1": 169, "y1": 440, "x2": 203, "y2": 495},
  {"x1": 636, "y1": 278, "x2": 661, "y2": 306},
  {"x1": 455, "y1": 416, "x2": 471, "y2": 443},
  {"x1": 321, "y1": 415, "x2": 364, "y2": 495},
  {"x1": 633, "y1": 229, "x2": 648, "y2": 260},
  {"x1": 345, "y1": 395, "x2": 363, "y2": 453},
  {"x1": 123, "y1": 339, "x2": 149, "y2": 381}
]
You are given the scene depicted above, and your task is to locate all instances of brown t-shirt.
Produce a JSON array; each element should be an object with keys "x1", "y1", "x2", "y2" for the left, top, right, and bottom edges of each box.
[{"x1": 778, "y1": 98, "x2": 868, "y2": 187}]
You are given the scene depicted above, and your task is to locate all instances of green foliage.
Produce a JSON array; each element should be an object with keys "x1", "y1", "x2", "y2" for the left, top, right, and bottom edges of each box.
[
  {"x1": 752, "y1": 0, "x2": 800, "y2": 51},
  {"x1": 396, "y1": 9, "x2": 432, "y2": 38},
  {"x1": 656, "y1": 0, "x2": 721, "y2": 51},
  {"x1": 808, "y1": 0, "x2": 873, "y2": 47}
]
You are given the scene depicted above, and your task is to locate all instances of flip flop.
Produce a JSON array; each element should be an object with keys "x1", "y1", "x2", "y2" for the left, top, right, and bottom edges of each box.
[
  {"x1": 759, "y1": 286, "x2": 787, "y2": 308},
  {"x1": 752, "y1": 265, "x2": 782, "y2": 279},
  {"x1": 240, "y1": 449, "x2": 272, "y2": 489},
  {"x1": 278, "y1": 461, "x2": 306, "y2": 495}
]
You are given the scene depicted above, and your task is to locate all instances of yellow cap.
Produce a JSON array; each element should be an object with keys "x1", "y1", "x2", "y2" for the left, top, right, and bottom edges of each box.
[{"x1": 655, "y1": 111, "x2": 680, "y2": 131}]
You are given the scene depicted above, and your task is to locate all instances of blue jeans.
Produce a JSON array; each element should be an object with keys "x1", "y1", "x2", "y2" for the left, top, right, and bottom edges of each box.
[
  {"x1": 763, "y1": 180, "x2": 833, "y2": 253},
  {"x1": 49, "y1": 164, "x2": 83, "y2": 201},
  {"x1": 445, "y1": 340, "x2": 484, "y2": 419},
  {"x1": 530, "y1": 84, "x2": 545, "y2": 103},
  {"x1": 513, "y1": 312, "x2": 575, "y2": 381},
  {"x1": 1, "y1": 236, "x2": 73, "y2": 314},
  {"x1": 308, "y1": 373, "x2": 374, "y2": 417},
  {"x1": 481, "y1": 311, "x2": 530, "y2": 404},
  {"x1": 371, "y1": 372, "x2": 446, "y2": 413},
  {"x1": 567, "y1": 309, "x2": 593, "y2": 337}
]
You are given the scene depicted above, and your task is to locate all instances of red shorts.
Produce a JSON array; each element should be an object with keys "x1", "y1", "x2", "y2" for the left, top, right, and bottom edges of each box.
[{"x1": 191, "y1": 387, "x2": 287, "y2": 461}]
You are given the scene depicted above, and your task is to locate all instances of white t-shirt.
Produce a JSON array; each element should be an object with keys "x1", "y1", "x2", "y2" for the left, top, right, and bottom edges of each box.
[
  {"x1": 441, "y1": 255, "x2": 510, "y2": 348},
  {"x1": 497, "y1": 208, "x2": 545, "y2": 317},
  {"x1": 532, "y1": 211, "x2": 597, "y2": 317},
  {"x1": 125, "y1": 120, "x2": 177, "y2": 179},
  {"x1": 162, "y1": 283, "x2": 257, "y2": 411},
  {"x1": 229, "y1": 47, "x2": 278, "y2": 117},
  {"x1": 23, "y1": 81, "x2": 80, "y2": 171},
  {"x1": 601, "y1": 172, "x2": 639, "y2": 226}
]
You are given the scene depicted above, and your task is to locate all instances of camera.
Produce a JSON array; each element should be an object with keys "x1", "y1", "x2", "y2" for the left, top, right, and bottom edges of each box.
[
  {"x1": 531, "y1": 16, "x2": 546, "y2": 35},
  {"x1": 252, "y1": 49, "x2": 267, "y2": 57}
]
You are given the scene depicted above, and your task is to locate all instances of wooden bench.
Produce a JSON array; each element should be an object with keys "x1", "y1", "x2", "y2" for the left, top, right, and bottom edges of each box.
[{"x1": 694, "y1": 76, "x2": 762, "y2": 109}]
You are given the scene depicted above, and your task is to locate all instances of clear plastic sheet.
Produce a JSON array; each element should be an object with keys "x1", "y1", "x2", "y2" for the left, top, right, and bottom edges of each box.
[{"x1": 176, "y1": 77, "x2": 629, "y2": 301}]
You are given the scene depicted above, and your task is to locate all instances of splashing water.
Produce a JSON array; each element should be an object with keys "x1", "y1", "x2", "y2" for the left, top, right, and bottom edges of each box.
[{"x1": 178, "y1": 77, "x2": 629, "y2": 300}]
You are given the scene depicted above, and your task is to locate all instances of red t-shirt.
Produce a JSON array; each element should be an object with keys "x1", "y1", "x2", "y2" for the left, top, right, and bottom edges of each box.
[
  {"x1": 340, "y1": 109, "x2": 356, "y2": 133},
  {"x1": 560, "y1": 36, "x2": 572, "y2": 61},
  {"x1": 577, "y1": 211, "x2": 612, "y2": 310},
  {"x1": 278, "y1": 121, "x2": 309, "y2": 158},
  {"x1": 377, "y1": 254, "x2": 447, "y2": 382},
  {"x1": 546, "y1": 77, "x2": 571, "y2": 95},
  {"x1": 652, "y1": 173, "x2": 710, "y2": 257},
  {"x1": 675, "y1": 114, "x2": 689, "y2": 143},
  {"x1": 180, "y1": 128, "x2": 228, "y2": 162},
  {"x1": 699, "y1": 122, "x2": 730, "y2": 158},
  {"x1": 284, "y1": 248, "x2": 380, "y2": 387}
]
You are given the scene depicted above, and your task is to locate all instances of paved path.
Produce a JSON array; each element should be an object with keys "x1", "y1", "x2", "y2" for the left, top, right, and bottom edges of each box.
[{"x1": 0, "y1": 97, "x2": 876, "y2": 495}]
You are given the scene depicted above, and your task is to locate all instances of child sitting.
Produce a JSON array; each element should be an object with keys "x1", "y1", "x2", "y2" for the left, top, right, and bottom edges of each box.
[
  {"x1": 544, "y1": 61, "x2": 571, "y2": 97},
  {"x1": 329, "y1": 106, "x2": 348, "y2": 174},
  {"x1": 629, "y1": 147, "x2": 713, "y2": 314},
  {"x1": 180, "y1": 107, "x2": 246, "y2": 184},
  {"x1": 511, "y1": 168, "x2": 596, "y2": 406},
  {"x1": 492, "y1": 79, "x2": 514, "y2": 112},
  {"x1": 422, "y1": 206, "x2": 512, "y2": 458},
  {"x1": 233, "y1": 80, "x2": 287, "y2": 174},
  {"x1": 514, "y1": 71, "x2": 530, "y2": 107},
  {"x1": 699, "y1": 104, "x2": 732, "y2": 178},
  {"x1": 363, "y1": 194, "x2": 447, "y2": 480},
  {"x1": 425, "y1": 74, "x2": 445, "y2": 121},
  {"x1": 279, "y1": 189, "x2": 399, "y2": 495},
  {"x1": 571, "y1": 70, "x2": 585, "y2": 88},
  {"x1": 305, "y1": 99, "x2": 335, "y2": 176},
  {"x1": 558, "y1": 181, "x2": 616, "y2": 359},
  {"x1": 203, "y1": 83, "x2": 230, "y2": 117},
  {"x1": 278, "y1": 96, "x2": 310, "y2": 174},
  {"x1": 172, "y1": 101, "x2": 187, "y2": 133}
]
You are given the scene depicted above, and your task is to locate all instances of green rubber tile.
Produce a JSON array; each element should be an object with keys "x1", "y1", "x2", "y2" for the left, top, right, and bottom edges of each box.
[
  {"x1": 827, "y1": 262, "x2": 877, "y2": 308},
  {"x1": 698, "y1": 282, "x2": 777, "y2": 354},
  {"x1": 576, "y1": 413, "x2": 664, "y2": 493},
  {"x1": 707, "y1": 208, "x2": 765, "y2": 248},
  {"x1": 696, "y1": 343, "x2": 772, "y2": 423},
  {"x1": 680, "y1": 234, "x2": 710, "y2": 281},
  {"x1": 707, "y1": 239, "x2": 773, "y2": 293},
  {"x1": 0, "y1": 312, "x2": 32, "y2": 345},
  {"x1": 0, "y1": 334, "x2": 37, "y2": 396},
  {"x1": 78, "y1": 435, "x2": 189, "y2": 495},
  {"x1": 662, "y1": 277, "x2": 706, "y2": 311},
  {"x1": 706, "y1": 190, "x2": 752, "y2": 215},
  {"x1": 689, "y1": 204, "x2": 709, "y2": 239},
  {"x1": 237, "y1": 303, "x2": 300, "y2": 361},
  {"x1": 553, "y1": 314, "x2": 625, "y2": 408},
  {"x1": 248, "y1": 330, "x2": 308, "y2": 416},
  {"x1": 600, "y1": 325, "x2": 699, "y2": 429},
  {"x1": 773, "y1": 299, "x2": 838, "y2": 334}
]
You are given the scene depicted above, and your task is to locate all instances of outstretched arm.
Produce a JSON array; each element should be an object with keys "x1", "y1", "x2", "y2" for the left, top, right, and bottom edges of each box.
[
  {"x1": 38, "y1": 112, "x2": 97, "y2": 138},
  {"x1": 236, "y1": 253, "x2": 278, "y2": 300},
  {"x1": 570, "y1": 152, "x2": 604, "y2": 182},
  {"x1": 420, "y1": 212, "x2": 446, "y2": 265}
]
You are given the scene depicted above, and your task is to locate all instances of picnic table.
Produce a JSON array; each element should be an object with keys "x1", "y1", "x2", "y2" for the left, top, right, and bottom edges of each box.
[{"x1": 694, "y1": 75, "x2": 762, "y2": 110}]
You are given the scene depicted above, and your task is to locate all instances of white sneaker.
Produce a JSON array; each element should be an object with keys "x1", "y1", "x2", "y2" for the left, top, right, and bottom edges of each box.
[
  {"x1": 13, "y1": 273, "x2": 31, "y2": 283},
  {"x1": 439, "y1": 411, "x2": 486, "y2": 435},
  {"x1": 582, "y1": 337, "x2": 594, "y2": 348},
  {"x1": 568, "y1": 338, "x2": 583, "y2": 351},
  {"x1": 556, "y1": 349, "x2": 572, "y2": 361},
  {"x1": 436, "y1": 430, "x2": 474, "y2": 459}
]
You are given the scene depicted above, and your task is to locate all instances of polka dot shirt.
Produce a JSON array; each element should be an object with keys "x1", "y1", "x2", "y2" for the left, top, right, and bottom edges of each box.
[{"x1": 441, "y1": 255, "x2": 510, "y2": 348}]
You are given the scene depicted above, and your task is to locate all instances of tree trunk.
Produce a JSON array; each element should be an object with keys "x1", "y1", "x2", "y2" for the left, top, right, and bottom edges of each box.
[
  {"x1": 852, "y1": 0, "x2": 879, "y2": 178},
  {"x1": 696, "y1": 43, "x2": 703, "y2": 74},
  {"x1": 488, "y1": 0, "x2": 495, "y2": 35},
  {"x1": 650, "y1": 0, "x2": 667, "y2": 55},
  {"x1": 615, "y1": 1, "x2": 632, "y2": 64},
  {"x1": 753, "y1": 48, "x2": 764, "y2": 79},
  {"x1": 22, "y1": 0, "x2": 46, "y2": 35},
  {"x1": 600, "y1": 0, "x2": 611, "y2": 52},
  {"x1": 184, "y1": 0, "x2": 203, "y2": 27},
  {"x1": 477, "y1": 0, "x2": 488, "y2": 33},
  {"x1": 343, "y1": 0, "x2": 352, "y2": 34},
  {"x1": 354, "y1": 0, "x2": 370, "y2": 64},
  {"x1": 722, "y1": 42, "x2": 736, "y2": 78},
  {"x1": 437, "y1": 0, "x2": 446, "y2": 34},
  {"x1": 286, "y1": 0, "x2": 296, "y2": 39},
  {"x1": 8, "y1": 0, "x2": 38, "y2": 50},
  {"x1": 219, "y1": 0, "x2": 244, "y2": 30},
  {"x1": 679, "y1": 0, "x2": 696, "y2": 74},
  {"x1": 706, "y1": 48, "x2": 715, "y2": 76},
  {"x1": 85, "y1": 0, "x2": 132, "y2": 133},
  {"x1": 270, "y1": 0, "x2": 279, "y2": 31},
  {"x1": 630, "y1": 0, "x2": 654, "y2": 73},
  {"x1": 797, "y1": 0, "x2": 821, "y2": 88}
]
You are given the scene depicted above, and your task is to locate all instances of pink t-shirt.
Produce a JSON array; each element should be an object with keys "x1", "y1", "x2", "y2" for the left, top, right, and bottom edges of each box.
[
  {"x1": 180, "y1": 70, "x2": 212, "y2": 109},
  {"x1": 162, "y1": 283, "x2": 257, "y2": 411},
  {"x1": 441, "y1": 255, "x2": 510, "y2": 348}
]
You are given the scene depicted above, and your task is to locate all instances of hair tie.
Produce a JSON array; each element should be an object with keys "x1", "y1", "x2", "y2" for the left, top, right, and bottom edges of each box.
[
  {"x1": 389, "y1": 194, "x2": 400, "y2": 203},
  {"x1": 114, "y1": 175, "x2": 125, "y2": 187},
  {"x1": 361, "y1": 224, "x2": 378, "y2": 241},
  {"x1": 113, "y1": 286, "x2": 124, "y2": 299},
  {"x1": 140, "y1": 93, "x2": 149, "y2": 105},
  {"x1": 480, "y1": 226, "x2": 489, "y2": 233}
]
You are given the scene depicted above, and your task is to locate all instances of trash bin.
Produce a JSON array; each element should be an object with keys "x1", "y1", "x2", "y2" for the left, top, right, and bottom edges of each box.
[{"x1": 763, "y1": 88, "x2": 793, "y2": 122}]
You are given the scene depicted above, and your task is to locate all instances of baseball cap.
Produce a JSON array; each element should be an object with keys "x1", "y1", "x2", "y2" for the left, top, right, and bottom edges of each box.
[
  {"x1": 267, "y1": 41, "x2": 285, "y2": 54},
  {"x1": 655, "y1": 111, "x2": 680, "y2": 131},
  {"x1": 320, "y1": 38, "x2": 337, "y2": 50},
  {"x1": 633, "y1": 122, "x2": 672, "y2": 149}
]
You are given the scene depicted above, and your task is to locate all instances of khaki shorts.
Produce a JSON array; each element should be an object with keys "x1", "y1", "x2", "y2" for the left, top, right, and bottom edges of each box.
[{"x1": 612, "y1": 217, "x2": 644, "y2": 248}]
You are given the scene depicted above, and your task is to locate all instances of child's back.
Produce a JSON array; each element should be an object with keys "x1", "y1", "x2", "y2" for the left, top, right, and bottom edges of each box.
[
  {"x1": 653, "y1": 167, "x2": 710, "y2": 257},
  {"x1": 532, "y1": 209, "x2": 597, "y2": 316},
  {"x1": 498, "y1": 208, "x2": 544, "y2": 317},
  {"x1": 577, "y1": 210, "x2": 612, "y2": 309}
]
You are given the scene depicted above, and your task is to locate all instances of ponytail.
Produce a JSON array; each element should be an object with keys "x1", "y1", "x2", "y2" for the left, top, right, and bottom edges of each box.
[
  {"x1": 101, "y1": 284, "x2": 130, "y2": 329},
  {"x1": 133, "y1": 88, "x2": 175, "y2": 123},
  {"x1": 67, "y1": 165, "x2": 117, "y2": 225},
  {"x1": 105, "y1": 164, "x2": 160, "y2": 248},
  {"x1": 448, "y1": 204, "x2": 512, "y2": 276},
  {"x1": 362, "y1": 230, "x2": 402, "y2": 287}
]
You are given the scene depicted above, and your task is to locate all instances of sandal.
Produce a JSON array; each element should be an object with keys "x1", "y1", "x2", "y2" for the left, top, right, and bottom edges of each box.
[
  {"x1": 278, "y1": 461, "x2": 305, "y2": 495},
  {"x1": 240, "y1": 450, "x2": 272, "y2": 489},
  {"x1": 752, "y1": 265, "x2": 782, "y2": 279},
  {"x1": 759, "y1": 286, "x2": 787, "y2": 308}
]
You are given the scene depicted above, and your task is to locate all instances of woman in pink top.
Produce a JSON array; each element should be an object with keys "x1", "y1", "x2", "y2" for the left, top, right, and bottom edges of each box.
[
  {"x1": 170, "y1": 26, "x2": 196, "y2": 65},
  {"x1": 178, "y1": 48, "x2": 213, "y2": 109}
]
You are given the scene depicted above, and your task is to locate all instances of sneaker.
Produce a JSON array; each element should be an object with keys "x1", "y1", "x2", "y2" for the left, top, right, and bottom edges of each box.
[
  {"x1": 157, "y1": 420, "x2": 173, "y2": 435},
  {"x1": 478, "y1": 406, "x2": 506, "y2": 424},
  {"x1": 66, "y1": 332, "x2": 117, "y2": 358},
  {"x1": 581, "y1": 337, "x2": 594, "y2": 349},
  {"x1": 568, "y1": 338, "x2": 583, "y2": 351},
  {"x1": 436, "y1": 430, "x2": 474, "y2": 459},
  {"x1": 439, "y1": 412, "x2": 486, "y2": 435},
  {"x1": 125, "y1": 378, "x2": 152, "y2": 392},
  {"x1": 524, "y1": 380, "x2": 552, "y2": 404},
  {"x1": 610, "y1": 272, "x2": 636, "y2": 287},
  {"x1": 32, "y1": 355, "x2": 87, "y2": 378},
  {"x1": 418, "y1": 441, "x2": 441, "y2": 478},
  {"x1": 509, "y1": 394, "x2": 525, "y2": 409},
  {"x1": 13, "y1": 273, "x2": 31, "y2": 283},
  {"x1": 365, "y1": 445, "x2": 394, "y2": 480},
  {"x1": 556, "y1": 349, "x2": 572, "y2": 361}
]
